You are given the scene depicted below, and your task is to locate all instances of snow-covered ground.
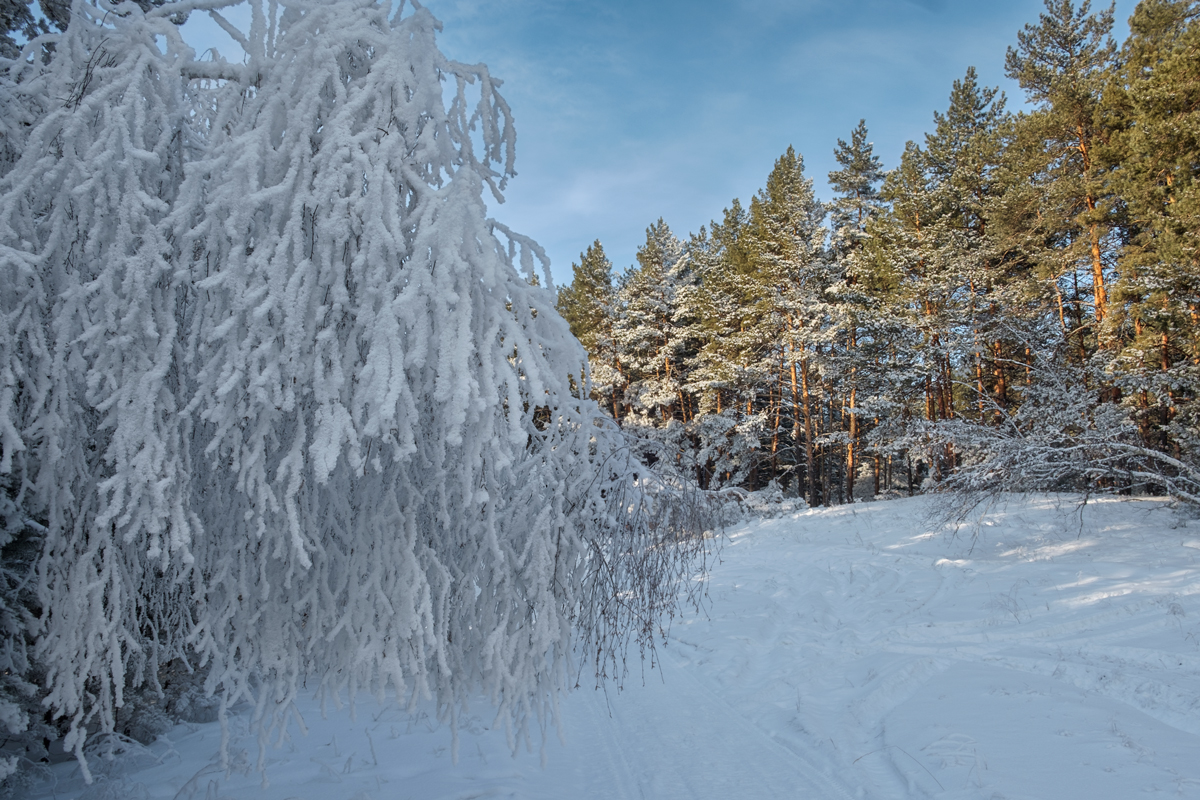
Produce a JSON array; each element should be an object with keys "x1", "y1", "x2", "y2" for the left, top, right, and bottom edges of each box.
[{"x1": 25, "y1": 494, "x2": 1200, "y2": 799}]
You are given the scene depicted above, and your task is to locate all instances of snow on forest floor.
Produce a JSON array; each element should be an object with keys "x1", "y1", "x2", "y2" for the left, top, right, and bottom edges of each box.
[{"x1": 24, "y1": 494, "x2": 1200, "y2": 799}]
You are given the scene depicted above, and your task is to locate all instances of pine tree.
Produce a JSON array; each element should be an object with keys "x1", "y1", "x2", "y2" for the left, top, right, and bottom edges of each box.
[
  {"x1": 556, "y1": 241, "x2": 626, "y2": 416},
  {"x1": 1, "y1": 1, "x2": 35, "y2": 58},
  {"x1": 829, "y1": 120, "x2": 886, "y2": 259},
  {"x1": 687, "y1": 202, "x2": 758, "y2": 420},
  {"x1": 1005, "y1": 0, "x2": 1120, "y2": 332},
  {"x1": 827, "y1": 120, "x2": 887, "y2": 500},
  {"x1": 867, "y1": 68, "x2": 1015, "y2": 486},
  {"x1": 614, "y1": 219, "x2": 690, "y2": 423},
  {"x1": 746, "y1": 146, "x2": 828, "y2": 502},
  {"x1": 558, "y1": 241, "x2": 615, "y2": 353},
  {"x1": 1106, "y1": 0, "x2": 1200, "y2": 450},
  {"x1": 683, "y1": 204, "x2": 766, "y2": 488}
]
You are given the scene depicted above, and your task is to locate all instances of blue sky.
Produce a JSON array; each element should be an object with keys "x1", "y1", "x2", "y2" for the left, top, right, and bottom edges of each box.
[
  {"x1": 184, "y1": 0, "x2": 1140, "y2": 285},
  {"x1": 427, "y1": 0, "x2": 1140, "y2": 285}
]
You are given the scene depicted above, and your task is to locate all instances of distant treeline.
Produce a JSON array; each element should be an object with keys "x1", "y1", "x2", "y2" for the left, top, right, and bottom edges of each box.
[{"x1": 555, "y1": 0, "x2": 1200, "y2": 507}]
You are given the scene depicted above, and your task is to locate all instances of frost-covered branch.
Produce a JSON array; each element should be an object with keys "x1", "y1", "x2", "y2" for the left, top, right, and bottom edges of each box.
[
  {"x1": 904, "y1": 359, "x2": 1200, "y2": 519},
  {"x1": 0, "y1": 0, "x2": 712, "y2": 783}
]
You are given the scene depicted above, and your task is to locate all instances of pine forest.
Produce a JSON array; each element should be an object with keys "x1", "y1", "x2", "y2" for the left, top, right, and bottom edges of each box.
[{"x1": 556, "y1": 0, "x2": 1200, "y2": 510}]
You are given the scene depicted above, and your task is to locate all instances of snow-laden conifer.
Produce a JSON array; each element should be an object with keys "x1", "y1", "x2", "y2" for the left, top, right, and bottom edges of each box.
[
  {"x1": 614, "y1": 220, "x2": 689, "y2": 421},
  {"x1": 556, "y1": 241, "x2": 625, "y2": 416}
]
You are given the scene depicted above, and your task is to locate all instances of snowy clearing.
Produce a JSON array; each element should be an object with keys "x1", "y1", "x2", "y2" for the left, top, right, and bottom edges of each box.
[{"x1": 25, "y1": 494, "x2": 1200, "y2": 799}]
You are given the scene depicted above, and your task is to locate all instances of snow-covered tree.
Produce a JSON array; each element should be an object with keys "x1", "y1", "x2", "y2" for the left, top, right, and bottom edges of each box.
[
  {"x1": 1105, "y1": 0, "x2": 1200, "y2": 455},
  {"x1": 745, "y1": 146, "x2": 829, "y2": 502},
  {"x1": 0, "y1": 0, "x2": 709, "y2": 781},
  {"x1": 826, "y1": 121, "x2": 887, "y2": 500},
  {"x1": 556, "y1": 241, "x2": 626, "y2": 416},
  {"x1": 1005, "y1": 0, "x2": 1119, "y2": 329},
  {"x1": 680, "y1": 206, "x2": 767, "y2": 488},
  {"x1": 0, "y1": 6, "x2": 208, "y2": 776},
  {"x1": 615, "y1": 219, "x2": 691, "y2": 422}
]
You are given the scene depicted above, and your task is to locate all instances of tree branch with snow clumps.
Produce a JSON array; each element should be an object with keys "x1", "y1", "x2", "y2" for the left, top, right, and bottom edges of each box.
[
  {"x1": 0, "y1": 0, "x2": 712, "y2": 781},
  {"x1": 902, "y1": 360, "x2": 1200, "y2": 523}
]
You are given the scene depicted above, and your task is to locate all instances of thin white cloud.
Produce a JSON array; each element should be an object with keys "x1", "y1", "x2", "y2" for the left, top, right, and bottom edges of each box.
[{"x1": 435, "y1": 0, "x2": 1141, "y2": 282}]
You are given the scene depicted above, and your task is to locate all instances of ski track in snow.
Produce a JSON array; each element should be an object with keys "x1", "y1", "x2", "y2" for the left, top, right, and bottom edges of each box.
[{"x1": 24, "y1": 494, "x2": 1200, "y2": 799}]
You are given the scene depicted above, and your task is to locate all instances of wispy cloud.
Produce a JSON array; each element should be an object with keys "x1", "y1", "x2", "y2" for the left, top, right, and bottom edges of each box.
[
  {"x1": 428, "y1": 0, "x2": 1140, "y2": 281},
  {"x1": 902, "y1": 0, "x2": 947, "y2": 11}
]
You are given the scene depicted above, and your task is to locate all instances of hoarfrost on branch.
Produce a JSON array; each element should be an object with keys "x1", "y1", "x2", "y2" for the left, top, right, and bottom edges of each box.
[{"x1": 0, "y1": 0, "x2": 709, "y2": 779}]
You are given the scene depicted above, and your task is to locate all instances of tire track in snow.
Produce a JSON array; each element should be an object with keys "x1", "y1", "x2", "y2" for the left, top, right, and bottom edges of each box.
[
  {"x1": 577, "y1": 685, "x2": 646, "y2": 800},
  {"x1": 586, "y1": 644, "x2": 864, "y2": 800},
  {"x1": 977, "y1": 650, "x2": 1200, "y2": 736}
]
